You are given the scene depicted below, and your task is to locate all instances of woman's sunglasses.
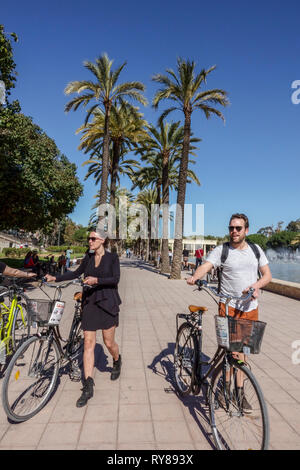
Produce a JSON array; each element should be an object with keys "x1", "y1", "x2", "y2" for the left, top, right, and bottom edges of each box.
[
  {"x1": 228, "y1": 226, "x2": 243, "y2": 232},
  {"x1": 87, "y1": 237, "x2": 101, "y2": 242}
]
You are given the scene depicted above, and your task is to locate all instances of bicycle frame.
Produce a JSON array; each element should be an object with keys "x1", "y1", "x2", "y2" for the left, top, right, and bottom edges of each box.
[{"x1": 0, "y1": 290, "x2": 27, "y2": 359}]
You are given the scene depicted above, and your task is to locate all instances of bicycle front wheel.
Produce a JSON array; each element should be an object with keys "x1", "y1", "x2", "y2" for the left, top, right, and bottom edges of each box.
[
  {"x1": 12, "y1": 302, "x2": 30, "y2": 351},
  {"x1": 2, "y1": 335, "x2": 60, "y2": 422},
  {"x1": 209, "y1": 360, "x2": 269, "y2": 450},
  {"x1": 174, "y1": 322, "x2": 197, "y2": 396}
]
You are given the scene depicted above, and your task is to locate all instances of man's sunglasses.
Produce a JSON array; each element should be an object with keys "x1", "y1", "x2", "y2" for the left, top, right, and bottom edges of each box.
[
  {"x1": 228, "y1": 226, "x2": 243, "y2": 232},
  {"x1": 87, "y1": 237, "x2": 101, "y2": 242}
]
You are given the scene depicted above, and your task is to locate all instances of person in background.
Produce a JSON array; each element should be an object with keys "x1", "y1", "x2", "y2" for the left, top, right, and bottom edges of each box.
[
  {"x1": 182, "y1": 248, "x2": 189, "y2": 270},
  {"x1": 195, "y1": 247, "x2": 204, "y2": 269},
  {"x1": 66, "y1": 247, "x2": 73, "y2": 269},
  {"x1": 168, "y1": 248, "x2": 173, "y2": 266},
  {"x1": 58, "y1": 251, "x2": 66, "y2": 275},
  {"x1": 24, "y1": 251, "x2": 34, "y2": 269}
]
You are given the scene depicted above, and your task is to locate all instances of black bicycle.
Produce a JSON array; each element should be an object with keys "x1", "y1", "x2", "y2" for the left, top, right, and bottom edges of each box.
[
  {"x1": 2, "y1": 278, "x2": 87, "y2": 423},
  {"x1": 174, "y1": 280, "x2": 269, "y2": 450}
]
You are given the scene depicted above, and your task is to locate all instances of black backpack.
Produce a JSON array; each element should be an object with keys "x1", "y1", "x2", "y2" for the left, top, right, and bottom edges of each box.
[{"x1": 217, "y1": 241, "x2": 261, "y2": 293}]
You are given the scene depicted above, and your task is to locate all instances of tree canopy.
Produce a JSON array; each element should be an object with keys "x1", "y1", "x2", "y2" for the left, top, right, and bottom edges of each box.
[
  {"x1": 0, "y1": 24, "x2": 18, "y2": 99},
  {"x1": 0, "y1": 108, "x2": 83, "y2": 231}
]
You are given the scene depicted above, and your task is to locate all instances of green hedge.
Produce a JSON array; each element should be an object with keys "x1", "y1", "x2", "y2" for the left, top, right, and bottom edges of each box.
[
  {"x1": 2, "y1": 247, "x2": 35, "y2": 258},
  {"x1": 47, "y1": 245, "x2": 87, "y2": 254}
]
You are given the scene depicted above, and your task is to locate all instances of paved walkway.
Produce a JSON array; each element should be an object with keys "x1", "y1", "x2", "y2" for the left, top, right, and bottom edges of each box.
[{"x1": 0, "y1": 258, "x2": 299, "y2": 450}]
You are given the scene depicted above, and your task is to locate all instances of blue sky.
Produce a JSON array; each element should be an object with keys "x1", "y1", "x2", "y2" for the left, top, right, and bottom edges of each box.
[{"x1": 2, "y1": 0, "x2": 300, "y2": 237}]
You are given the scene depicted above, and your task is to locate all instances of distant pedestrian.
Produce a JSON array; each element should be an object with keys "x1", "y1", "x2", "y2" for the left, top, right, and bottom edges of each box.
[
  {"x1": 66, "y1": 247, "x2": 72, "y2": 268},
  {"x1": 168, "y1": 248, "x2": 173, "y2": 266},
  {"x1": 195, "y1": 247, "x2": 204, "y2": 269}
]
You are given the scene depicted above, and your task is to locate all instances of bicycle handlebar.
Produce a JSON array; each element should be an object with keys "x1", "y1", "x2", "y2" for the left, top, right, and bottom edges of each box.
[
  {"x1": 195, "y1": 279, "x2": 255, "y2": 303},
  {"x1": 40, "y1": 278, "x2": 91, "y2": 289}
]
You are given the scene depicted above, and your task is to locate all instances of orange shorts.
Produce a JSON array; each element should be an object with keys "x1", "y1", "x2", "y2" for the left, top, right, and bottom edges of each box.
[{"x1": 218, "y1": 302, "x2": 258, "y2": 321}]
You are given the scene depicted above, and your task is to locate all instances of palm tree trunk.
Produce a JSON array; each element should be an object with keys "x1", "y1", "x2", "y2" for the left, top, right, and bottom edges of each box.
[
  {"x1": 109, "y1": 140, "x2": 121, "y2": 208},
  {"x1": 170, "y1": 109, "x2": 191, "y2": 279},
  {"x1": 109, "y1": 140, "x2": 120, "y2": 252},
  {"x1": 99, "y1": 103, "x2": 111, "y2": 207},
  {"x1": 161, "y1": 150, "x2": 170, "y2": 273}
]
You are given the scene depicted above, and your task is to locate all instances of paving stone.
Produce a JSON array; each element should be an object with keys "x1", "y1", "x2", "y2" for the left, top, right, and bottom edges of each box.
[{"x1": 0, "y1": 258, "x2": 299, "y2": 450}]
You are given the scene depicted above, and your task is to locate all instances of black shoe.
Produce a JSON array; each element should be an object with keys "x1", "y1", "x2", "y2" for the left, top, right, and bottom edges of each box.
[
  {"x1": 76, "y1": 376, "x2": 94, "y2": 407},
  {"x1": 111, "y1": 355, "x2": 122, "y2": 381}
]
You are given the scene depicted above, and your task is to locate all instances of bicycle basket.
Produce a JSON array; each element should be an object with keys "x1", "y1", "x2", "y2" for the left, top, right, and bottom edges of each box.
[
  {"x1": 214, "y1": 315, "x2": 266, "y2": 354},
  {"x1": 26, "y1": 299, "x2": 54, "y2": 326}
]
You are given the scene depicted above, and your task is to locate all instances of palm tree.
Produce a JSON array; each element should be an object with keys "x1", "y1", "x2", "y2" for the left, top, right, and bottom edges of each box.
[
  {"x1": 152, "y1": 58, "x2": 229, "y2": 279},
  {"x1": 135, "y1": 188, "x2": 158, "y2": 262},
  {"x1": 77, "y1": 101, "x2": 147, "y2": 207},
  {"x1": 135, "y1": 120, "x2": 200, "y2": 272},
  {"x1": 131, "y1": 136, "x2": 200, "y2": 269},
  {"x1": 64, "y1": 53, "x2": 147, "y2": 210}
]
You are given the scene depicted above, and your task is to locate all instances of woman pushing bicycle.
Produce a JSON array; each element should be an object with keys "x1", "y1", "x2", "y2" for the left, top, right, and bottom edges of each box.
[{"x1": 45, "y1": 229, "x2": 121, "y2": 407}]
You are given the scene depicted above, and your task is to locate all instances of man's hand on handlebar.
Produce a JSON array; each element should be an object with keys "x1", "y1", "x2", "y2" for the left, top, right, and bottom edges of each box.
[
  {"x1": 186, "y1": 276, "x2": 197, "y2": 285},
  {"x1": 242, "y1": 285, "x2": 259, "y2": 299}
]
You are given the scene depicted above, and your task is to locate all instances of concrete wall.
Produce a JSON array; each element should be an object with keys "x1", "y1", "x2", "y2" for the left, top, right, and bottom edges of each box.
[
  {"x1": 0, "y1": 232, "x2": 37, "y2": 252},
  {"x1": 262, "y1": 278, "x2": 300, "y2": 301}
]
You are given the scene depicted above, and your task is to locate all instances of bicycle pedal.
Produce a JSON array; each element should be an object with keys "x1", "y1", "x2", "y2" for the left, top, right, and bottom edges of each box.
[{"x1": 69, "y1": 373, "x2": 81, "y2": 382}]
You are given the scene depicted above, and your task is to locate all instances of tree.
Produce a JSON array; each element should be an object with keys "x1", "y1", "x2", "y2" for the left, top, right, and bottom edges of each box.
[
  {"x1": 0, "y1": 24, "x2": 18, "y2": 100},
  {"x1": 246, "y1": 234, "x2": 267, "y2": 251},
  {"x1": 152, "y1": 58, "x2": 229, "y2": 279},
  {"x1": 286, "y1": 219, "x2": 300, "y2": 232},
  {"x1": 77, "y1": 101, "x2": 147, "y2": 207},
  {"x1": 134, "y1": 120, "x2": 200, "y2": 272},
  {"x1": 267, "y1": 231, "x2": 298, "y2": 249},
  {"x1": 0, "y1": 110, "x2": 83, "y2": 230},
  {"x1": 65, "y1": 54, "x2": 147, "y2": 211},
  {"x1": 257, "y1": 226, "x2": 274, "y2": 238}
]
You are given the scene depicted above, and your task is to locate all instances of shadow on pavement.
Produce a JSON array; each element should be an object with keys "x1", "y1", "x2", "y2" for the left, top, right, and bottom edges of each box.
[{"x1": 148, "y1": 343, "x2": 216, "y2": 450}]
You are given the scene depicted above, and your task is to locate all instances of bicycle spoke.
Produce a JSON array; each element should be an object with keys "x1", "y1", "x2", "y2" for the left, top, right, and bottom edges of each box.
[
  {"x1": 2, "y1": 336, "x2": 60, "y2": 422},
  {"x1": 209, "y1": 362, "x2": 268, "y2": 450}
]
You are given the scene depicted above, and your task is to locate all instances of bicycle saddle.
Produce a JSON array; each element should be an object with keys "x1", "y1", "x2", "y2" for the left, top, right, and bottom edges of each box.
[
  {"x1": 73, "y1": 292, "x2": 82, "y2": 301},
  {"x1": 188, "y1": 305, "x2": 208, "y2": 313}
]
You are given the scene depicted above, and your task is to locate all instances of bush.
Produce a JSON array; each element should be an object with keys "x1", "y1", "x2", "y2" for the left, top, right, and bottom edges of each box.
[
  {"x1": 246, "y1": 234, "x2": 268, "y2": 251},
  {"x1": 47, "y1": 245, "x2": 87, "y2": 254},
  {"x1": 2, "y1": 247, "x2": 33, "y2": 258},
  {"x1": 266, "y1": 231, "x2": 298, "y2": 249}
]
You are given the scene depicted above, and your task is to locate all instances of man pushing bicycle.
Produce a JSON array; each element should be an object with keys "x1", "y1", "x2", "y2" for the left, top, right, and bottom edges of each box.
[{"x1": 187, "y1": 213, "x2": 272, "y2": 411}]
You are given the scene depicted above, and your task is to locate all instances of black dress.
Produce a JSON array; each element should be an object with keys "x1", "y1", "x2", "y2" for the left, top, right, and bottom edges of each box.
[{"x1": 55, "y1": 251, "x2": 121, "y2": 331}]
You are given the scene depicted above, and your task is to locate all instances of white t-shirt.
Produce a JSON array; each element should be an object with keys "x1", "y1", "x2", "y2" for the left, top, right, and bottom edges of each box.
[{"x1": 206, "y1": 243, "x2": 269, "y2": 311}]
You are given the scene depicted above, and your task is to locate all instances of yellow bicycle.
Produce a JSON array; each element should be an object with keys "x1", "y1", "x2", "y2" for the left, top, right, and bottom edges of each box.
[{"x1": 0, "y1": 278, "x2": 30, "y2": 374}]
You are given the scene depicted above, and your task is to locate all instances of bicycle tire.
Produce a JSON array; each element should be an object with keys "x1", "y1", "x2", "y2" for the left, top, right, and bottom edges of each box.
[
  {"x1": 2, "y1": 334, "x2": 60, "y2": 423},
  {"x1": 67, "y1": 316, "x2": 83, "y2": 361},
  {"x1": 174, "y1": 322, "x2": 197, "y2": 396},
  {"x1": 11, "y1": 302, "x2": 30, "y2": 351},
  {"x1": 209, "y1": 360, "x2": 269, "y2": 450}
]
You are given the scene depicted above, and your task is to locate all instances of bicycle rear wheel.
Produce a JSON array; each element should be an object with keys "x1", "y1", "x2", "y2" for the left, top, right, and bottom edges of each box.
[
  {"x1": 174, "y1": 322, "x2": 197, "y2": 396},
  {"x1": 67, "y1": 316, "x2": 83, "y2": 361},
  {"x1": 2, "y1": 335, "x2": 60, "y2": 422},
  {"x1": 209, "y1": 360, "x2": 269, "y2": 450}
]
